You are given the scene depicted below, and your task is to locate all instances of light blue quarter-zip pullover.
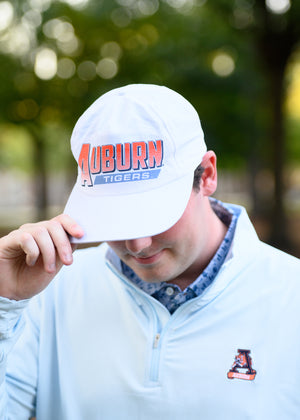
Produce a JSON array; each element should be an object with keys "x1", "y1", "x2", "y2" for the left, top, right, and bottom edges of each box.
[{"x1": 1, "y1": 203, "x2": 300, "y2": 419}]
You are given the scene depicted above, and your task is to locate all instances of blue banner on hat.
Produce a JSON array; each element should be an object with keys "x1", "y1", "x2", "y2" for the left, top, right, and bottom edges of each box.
[{"x1": 94, "y1": 169, "x2": 161, "y2": 185}]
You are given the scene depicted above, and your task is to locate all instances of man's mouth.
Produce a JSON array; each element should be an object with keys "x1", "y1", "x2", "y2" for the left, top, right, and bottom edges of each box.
[{"x1": 131, "y1": 250, "x2": 164, "y2": 265}]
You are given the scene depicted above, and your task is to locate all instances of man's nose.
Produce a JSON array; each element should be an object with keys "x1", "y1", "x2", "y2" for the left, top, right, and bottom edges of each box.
[{"x1": 125, "y1": 237, "x2": 152, "y2": 255}]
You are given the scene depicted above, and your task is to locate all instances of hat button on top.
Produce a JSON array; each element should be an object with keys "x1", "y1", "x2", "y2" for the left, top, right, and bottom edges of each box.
[{"x1": 166, "y1": 286, "x2": 175, "y2": 296}]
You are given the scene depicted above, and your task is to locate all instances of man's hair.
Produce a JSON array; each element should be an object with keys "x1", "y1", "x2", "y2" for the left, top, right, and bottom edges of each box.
[{"x1": 193, "y1": 164, "x2": 205, "y2": 192}]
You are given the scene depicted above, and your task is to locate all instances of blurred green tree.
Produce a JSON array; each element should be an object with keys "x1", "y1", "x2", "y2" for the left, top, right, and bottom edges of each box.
[
  {"x1": 0, "y1": 0, "x2": 299, "y2": 252},
  {"x1": 205, "y1": 0, "x2": 300, "y2": 250}
]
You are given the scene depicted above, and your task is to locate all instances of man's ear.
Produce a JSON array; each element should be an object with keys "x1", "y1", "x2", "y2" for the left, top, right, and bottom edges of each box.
[{"x1": 200, "y1": 151, "x2": 218, "y2": 196}]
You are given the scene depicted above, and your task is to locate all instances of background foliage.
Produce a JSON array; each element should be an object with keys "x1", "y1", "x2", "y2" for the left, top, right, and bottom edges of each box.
[{"x1": 0, "y1": 0, "x2": 300, "y2": 254}]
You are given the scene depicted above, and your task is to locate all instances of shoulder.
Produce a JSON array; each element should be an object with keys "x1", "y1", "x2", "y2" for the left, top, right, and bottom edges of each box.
[
  {"x1": 258, "y1": 242, "x2": 300, "y2": 275},
  {"x1": 253, "y1": 242, "x2": 300, "y2": 308}
]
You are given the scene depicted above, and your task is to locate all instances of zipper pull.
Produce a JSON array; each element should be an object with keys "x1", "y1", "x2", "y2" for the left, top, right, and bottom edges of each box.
[{"x1": 153, "y1": 333, "x2": 160, "y2": 348}]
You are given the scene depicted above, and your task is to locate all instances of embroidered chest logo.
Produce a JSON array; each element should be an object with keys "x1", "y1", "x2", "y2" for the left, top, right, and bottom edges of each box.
[{"x1": 227, "y1": 349, "x2": 256, "y2": 381}]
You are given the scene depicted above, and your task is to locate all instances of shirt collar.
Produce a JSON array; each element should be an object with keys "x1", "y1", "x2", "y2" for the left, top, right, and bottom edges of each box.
[{"x1": 106, "y1": 199, "x2": 238, "y2": 298}]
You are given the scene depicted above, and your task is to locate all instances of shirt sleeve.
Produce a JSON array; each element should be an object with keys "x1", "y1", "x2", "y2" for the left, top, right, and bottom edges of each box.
[{"x1": 0, "y1": 296, "x2": 39, "y2": 419}]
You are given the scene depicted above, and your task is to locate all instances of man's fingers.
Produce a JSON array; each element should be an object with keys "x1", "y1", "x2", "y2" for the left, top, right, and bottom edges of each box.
[
  {"x1": 0, "y1": 214, "x2": 84, "y2": 301},
  {"x1": 20, "y1": 226, "x2": 57, "y2": 273},
  {"x1": 18, "y1": 232, "x2": 40, "y2": 267},
  {"x1": 47, "y1": 219, "x2": 76, "y2": 267},
  {"x1": 2, "y1": 215, "x2": 84, "y2": 274},
  {"x1": 49, "y1": 215, "x2": 84, "y2": 265},
  {"x1": 54, "y1": 214, "x2": 85, "y2": 240},
  {"x1": 18, "y1": 216, "x2": 84, "y2": 272}
]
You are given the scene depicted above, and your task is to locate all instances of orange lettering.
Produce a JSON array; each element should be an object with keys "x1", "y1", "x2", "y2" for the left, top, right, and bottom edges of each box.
[
  {"x1": 116, "y1": 143, "x2": 131, "y2": 171},
  {"x1": 78, "y1": 143, "x2": 92, "y2": 186},
  {"x1": 148, "y1": 140, "x2": 163, "y2": 168},
  {"x1": 102, "y1": 144, "x2": 115, "y2": 173},
  {"x1": 132, "y1": 142, "x2": 147, "y2": 170},
  {"x1": 90, "y1": 146, "x2": 101, "y2": 174}
]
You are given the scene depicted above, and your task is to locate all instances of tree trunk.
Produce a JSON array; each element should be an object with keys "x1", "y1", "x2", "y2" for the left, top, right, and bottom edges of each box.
[
  {"x1": 267, "y1": 67, "x2": 290, "y2": 250},
  {"x1": 254, "y1": 0, "x2": 296, "y2": 252},
  {"x1": 28, "y1": 124, "x2": 48, "y2": 221}
]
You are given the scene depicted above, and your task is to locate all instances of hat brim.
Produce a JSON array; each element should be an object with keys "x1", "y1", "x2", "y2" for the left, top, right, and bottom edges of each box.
[{"x1": 64, "y1": 172, "x2": 194, "y2": 243}]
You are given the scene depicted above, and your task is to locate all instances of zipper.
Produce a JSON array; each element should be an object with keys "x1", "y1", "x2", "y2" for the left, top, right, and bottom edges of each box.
[
  {"x1": 145, "y1": 298, "x2": 164, "y2": 385},
  {"x1": 147, "y1": 298, "x2": 201, "y2": 384},
  {"x1": 149, "y1": 332, "x2": 162, "y2": 383},
  {"x1": 105, "y1": 259, "x2": 168, "y2": 385},
  {"x1": 153, "y1": 333, "x2": 160, "y2": 348}
]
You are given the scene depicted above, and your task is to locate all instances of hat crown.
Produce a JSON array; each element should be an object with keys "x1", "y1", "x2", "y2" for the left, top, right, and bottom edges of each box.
[
  {"x1": 65, "y1": 84, "x2": 207, "y2": 242},
  {"x1": 71, "y1": 84, "x2": 206, "y2": 194}
]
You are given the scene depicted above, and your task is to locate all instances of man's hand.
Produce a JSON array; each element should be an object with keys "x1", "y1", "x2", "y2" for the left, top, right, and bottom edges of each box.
[{"x1": 0, "y1": 215, "x2": 84, "y2": 301}]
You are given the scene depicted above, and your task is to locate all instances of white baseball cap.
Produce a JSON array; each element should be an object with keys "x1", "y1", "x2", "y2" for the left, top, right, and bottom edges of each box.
[{"x1": 64, "y1": 84, "x2": 207, "y2": 243}]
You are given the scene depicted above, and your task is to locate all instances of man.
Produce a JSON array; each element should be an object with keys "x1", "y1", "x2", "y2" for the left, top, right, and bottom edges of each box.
[{"x1": 0, "y1": 84, "x2": 299, "y2": 420}]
